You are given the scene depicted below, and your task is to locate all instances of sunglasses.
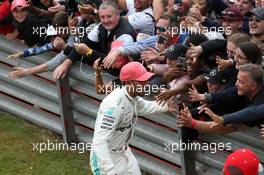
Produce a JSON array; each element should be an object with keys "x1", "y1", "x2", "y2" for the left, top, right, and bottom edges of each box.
[
  {"x1": 156, "y1": 26, "x2": 167, "y2": 32},
  {"x1": 248, "y1": 16, "x2": 263, "y2": 22}
]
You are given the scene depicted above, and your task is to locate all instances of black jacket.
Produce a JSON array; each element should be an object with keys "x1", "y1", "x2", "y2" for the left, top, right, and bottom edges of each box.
[
  {"x1": 66, "y1": 17, "x2": 136, "y2": 76},
  {"x1": 13, "y1": 13, "x2": 50, "y2": 47}
]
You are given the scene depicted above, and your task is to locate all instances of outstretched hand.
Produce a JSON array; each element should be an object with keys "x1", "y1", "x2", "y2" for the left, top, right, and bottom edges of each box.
[
  {"x1": 7, "y1": 52, "x2": 23, "y2": 59},
  {"x1": 199, "y1": 107, "x2": 223, "y2": 128},
  {"x1": 156, "y1": 88, "x2": 174, "y2": 105},
  {"x1": 103, "y1": 49, "x2": 120, "y2": 69},
  {"x1": 8, "y1": 67, "x2": 29, "y2": 80},
  {"x1": 188, "y1": 84, "x2": 205, "y2": 102},
  {"x1": 176, "y1": 103, "x2": 193, "y2": 128},
  {"x1": 166, "y1": 97, "x2": 179, "y2": 114}
]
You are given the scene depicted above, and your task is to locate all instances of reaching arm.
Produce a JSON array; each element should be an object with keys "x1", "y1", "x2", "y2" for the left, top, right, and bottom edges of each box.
[
  {"x1": 157, "y1": 75, "x2": 206, "y2": 103},
  {"x1": 8, "y1": 63, "x2": 49, "y2": 80},
  {"x1": 177, "y1": 104, "x2": 246, "y2": 134},
  {"x1": 223, "y1": 104, "x2": 264, "y2": 125}
]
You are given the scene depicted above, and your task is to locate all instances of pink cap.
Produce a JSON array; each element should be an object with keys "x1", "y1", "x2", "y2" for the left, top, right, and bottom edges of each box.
[
  {"x1": 223, "y1": 148, "x2": 259, "y2": 175},
  {"x1": 119, "y1": 62, "x2": 154, "y2": 82},
  {"x1": 11, "y1": 0, "x2": 29, "y2": 12}
]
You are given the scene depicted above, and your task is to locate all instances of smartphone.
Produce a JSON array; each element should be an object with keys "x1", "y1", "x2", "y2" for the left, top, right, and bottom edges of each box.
[
  {"x1": 157, "y1": 35, "x2": 168, "y2": 44},
  {"x1": 177, "y1": 57, "x2": 187, "y2": 72},
  {"x1": 177, "y1": 57, "x2": 187, "y2": 66}
]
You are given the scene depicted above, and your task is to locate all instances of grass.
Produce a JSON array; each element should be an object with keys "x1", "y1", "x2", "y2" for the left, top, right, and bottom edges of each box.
[{"x1": 0, "y1": 111, "x2": 92, "y2": 175}]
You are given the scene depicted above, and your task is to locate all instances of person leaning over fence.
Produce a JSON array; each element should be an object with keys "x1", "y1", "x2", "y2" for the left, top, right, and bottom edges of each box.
[
  {"x1": 7, "y1": 11, "x2": 75, "y2": 79},
  {"x1": 2, "y1": 0, "x2": 50, "y2": 47},
  {"x1": 52, "y1": 1, "x2": 137, "y2": 80},
  {"x1": 7, "y1": 25, "x2": 57, "y2": 60},
  {"x1": 157, "y1": 39, "x2": 262, "y2": 104},
  {"x1": 199, "y1": 103, "x2": 264, "y2": 134},
  {"x1": 177, "y1": 64, "x2": 264, "y2": 135},
  {"x1": 90, "y1": 62, "x2": 177, "y2": 175}
]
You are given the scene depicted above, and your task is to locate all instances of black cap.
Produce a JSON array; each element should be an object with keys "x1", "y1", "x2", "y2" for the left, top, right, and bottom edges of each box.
[
  {"x1": 204, "y1": 67, "x2": 233, "y2": 84},
  {"x1": 164, "y1": 44, "x2": 188, "y2": 60},
  {"x1": 247, "y1": 7, "x2": 264, "y2": 20}
]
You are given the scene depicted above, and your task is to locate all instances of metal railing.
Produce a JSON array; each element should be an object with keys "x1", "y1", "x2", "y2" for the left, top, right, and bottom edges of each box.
[{"x1": 0, "y1": 35, "x2": 263, "y2": 175}]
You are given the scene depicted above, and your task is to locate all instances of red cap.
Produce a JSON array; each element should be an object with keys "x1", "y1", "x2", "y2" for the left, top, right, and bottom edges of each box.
[
  {"x1": 11, "y1": 0, "x2": 29, "y2": 11},
  {"x1": 119, "y1": 62, "x2": 154, "y2": 82},
  {"x1": 220, "y1": 6, "x2": 243, "y2": 21},
  {"x1": 223, "y1": 148, "x2": 259, "y2": 175}
]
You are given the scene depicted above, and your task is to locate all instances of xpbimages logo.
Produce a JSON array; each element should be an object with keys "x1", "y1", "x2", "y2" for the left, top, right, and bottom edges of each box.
[
  {"x1": 32, "y1": 140, "x2": 91, "y2": 153},
  {"x1": 97, "y1": 83, "x2": 166, "y2": 95},
  {"x1": 32, "y1": 25, "x2": 96, "y2": 38},
  {"x1": 164, "y1": 140, "x2": 232, "y2": 154}
]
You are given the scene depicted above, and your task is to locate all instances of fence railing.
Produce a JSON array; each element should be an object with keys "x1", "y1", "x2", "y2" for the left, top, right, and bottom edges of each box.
[{"x1": 0, "y1": 35, "x2": 263, "y2": 175}]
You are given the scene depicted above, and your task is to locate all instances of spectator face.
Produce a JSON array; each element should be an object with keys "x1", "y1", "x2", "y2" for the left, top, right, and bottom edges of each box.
[
  {"x1": 186, "y1": 51, "x2": 200, "y2": 77},
  {"x1": 226, "y1": 41, "x2": 236, "y2": 60},
  {"x1": 236, "y1": 70, "x2": 256, "y2": 96},
  {"x1": 156, "y1": 18, "x2": 170, "y2": 37},
  {"x1": 235, "y1": 0, "x2": 254, "y2": 15},
  {"x1": 134, "y1": 0, "x2": 150, "y2": 12},
  {"x1": 249, "y1": 15, "x2": 264, "y2": 36},
  {"x1": 99, "y1": 6, "x2": 120, "y2": 31},
  {"x1": 222, "y1": 19, "x2": 243, "y2": 36},
  {"x1": 192, "y1": 0, "x2": 208, "y2": 15},
  {"x1": 234, "y1": 47, "x2": 250, "y2": 69},
  {"x1": 207, "y1": 83, "x2": 222, "y2": 93},
  {"x1": 12, "y1": 8, "x2": 28, "y2": 23}
]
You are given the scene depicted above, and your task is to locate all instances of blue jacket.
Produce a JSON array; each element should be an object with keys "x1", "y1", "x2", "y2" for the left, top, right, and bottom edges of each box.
[{"x1": 223, "y1": 104, "x2": 264, "y2": 126}]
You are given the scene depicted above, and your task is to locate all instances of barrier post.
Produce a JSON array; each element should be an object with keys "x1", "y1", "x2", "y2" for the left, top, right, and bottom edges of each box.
[
  {"x1": 179, "y1": 127, "x2": 196, "y2": 175},
  {"x1": 56, "y1": 74, "x2": 77, "y2": 144}
]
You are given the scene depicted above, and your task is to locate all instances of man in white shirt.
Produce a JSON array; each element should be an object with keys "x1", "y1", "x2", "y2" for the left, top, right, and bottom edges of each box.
[
  {"x1": 90, "y1": 62, "x2": 176, "y2": 175},
  {"x1": 125, "y1": 0, "x2": 155, "y2": 36}
]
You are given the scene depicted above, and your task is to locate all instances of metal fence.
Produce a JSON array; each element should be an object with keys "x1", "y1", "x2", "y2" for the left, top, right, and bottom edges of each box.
[{"x1": 0, "y1": 35, "x2": 263, "y2": 175}]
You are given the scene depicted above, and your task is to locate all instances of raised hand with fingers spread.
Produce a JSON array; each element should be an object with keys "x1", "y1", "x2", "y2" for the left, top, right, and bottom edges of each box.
[
  {"x1": 199, "y1": 107, "x2": 223, "y2": 128},
  {"x1": 188, "y1": 44, "x2": 203, "y2": 59},
  {"x1": 216, "y1": 56, "x2": 234, "y2": 71},
  {"x1": 176, "y1": 103, "x2": 193, "y2": 128},
  {"x1": 156, "y1": 88, "x2": 174, "y2": 105},
  {"x1": 167, "y1": 97, "x2": 179, "y2": 114},
  {"x1": 188, "y1": 84, "x2": 205, "y2": 102},
  {"x1": 141, "y1": 47, "x2": 162, "y2": 62}
]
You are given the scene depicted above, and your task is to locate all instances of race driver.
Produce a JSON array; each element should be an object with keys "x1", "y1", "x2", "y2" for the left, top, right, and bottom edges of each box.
[{"x1": 90, "y1": 62, "x2": 177, "y2": 175}]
